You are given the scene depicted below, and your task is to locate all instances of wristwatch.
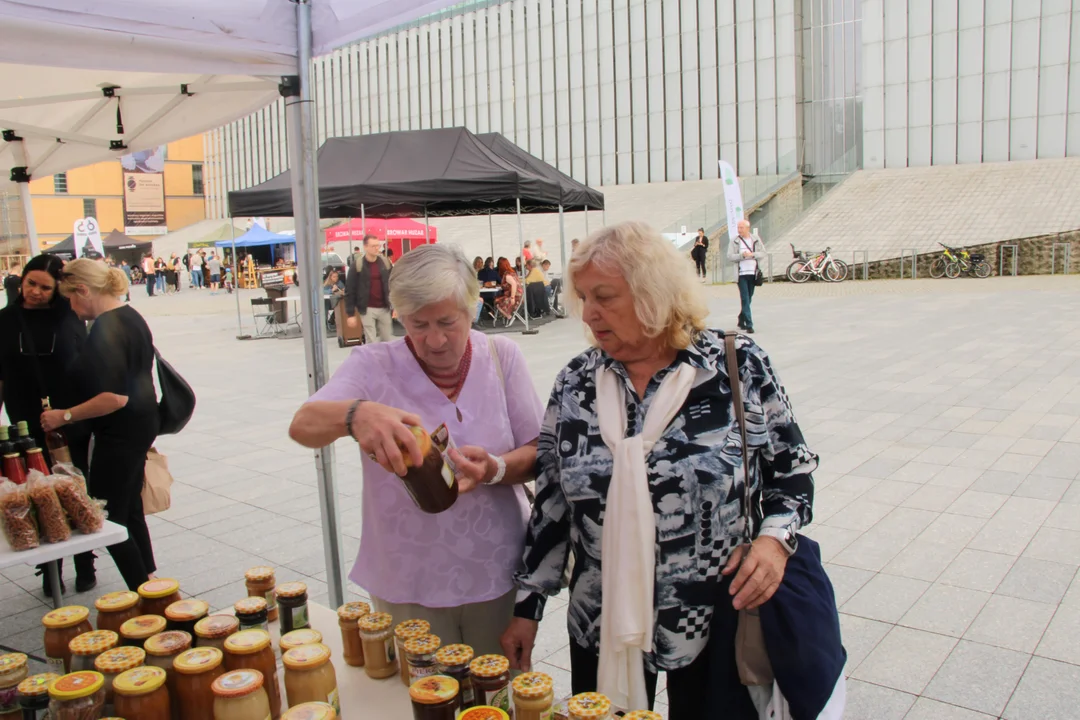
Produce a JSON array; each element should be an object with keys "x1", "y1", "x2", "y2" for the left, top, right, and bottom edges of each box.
[
  {"x1": 484, "y1": 455, "x2": 507, "y2": 486},
  {"x1": 63, "y1": 411, "x2": 72, "y2": 423},
  {"x1": 760, "y1": 526, "x2": 798, "y2": 556}
]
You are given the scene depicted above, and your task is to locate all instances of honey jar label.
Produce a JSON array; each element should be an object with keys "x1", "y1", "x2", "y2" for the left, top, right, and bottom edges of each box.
[
  {"x1": 292, "y1": 604, "x2": 309, "y2": 629},
  {"x1": 409, "y1": 664, "x2": 438, "y2": 682},
  {"x1": 46, "y1": 655, "x2": 65, "y2": 673},
  {"x1": 328, "y1": 687, "x2": 340, "y2": 714},
  {"x1": 264, "y1": 590, "x2": 277, "y2": 609},
  {"x1": 432, "y1": 423, "x2": 458, "y2": 488},
  {"x1": 485, "y1": 687, "x2": 511, "y2": 714},
  {"x1": 461, "y1": 678, "x2": 476, "y2": 706},
  {"x1": 384, "y1": 639, "x2": 395, "y2": 665}
]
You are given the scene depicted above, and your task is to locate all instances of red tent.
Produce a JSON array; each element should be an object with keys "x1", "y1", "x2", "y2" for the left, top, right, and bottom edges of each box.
[{"x1": 324, "y1": 217, "x2": 437, "y2": 259}]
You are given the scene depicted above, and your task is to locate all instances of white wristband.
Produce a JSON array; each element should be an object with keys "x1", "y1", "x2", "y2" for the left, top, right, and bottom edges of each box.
[{"x1": 485, "y1": 455, "x2": 507, "y2": 486}]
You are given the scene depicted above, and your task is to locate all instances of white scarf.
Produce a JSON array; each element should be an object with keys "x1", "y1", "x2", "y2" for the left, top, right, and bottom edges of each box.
[{"x1": 595, "y1": 362, "x2": 697, "y2": 711}]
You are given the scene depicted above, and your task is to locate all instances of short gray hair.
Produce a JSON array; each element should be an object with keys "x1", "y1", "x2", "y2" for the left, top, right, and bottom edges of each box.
[{"x1": 388, "y1": 243, "x2": 480, "y2": 317}]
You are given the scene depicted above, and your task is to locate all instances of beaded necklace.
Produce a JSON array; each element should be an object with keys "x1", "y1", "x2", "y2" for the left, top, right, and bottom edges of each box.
[{"x1": 405, "y1": 337, "x2": 473, "y2": 421}]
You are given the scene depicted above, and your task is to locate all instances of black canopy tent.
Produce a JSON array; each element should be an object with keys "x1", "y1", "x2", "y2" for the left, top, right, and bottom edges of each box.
[
  {"x1": 43, "y1": 229, "x2": 152, "y2": 263},
  {"x1": 476, "y1": 132, "x2": 603, "y2": 211}
]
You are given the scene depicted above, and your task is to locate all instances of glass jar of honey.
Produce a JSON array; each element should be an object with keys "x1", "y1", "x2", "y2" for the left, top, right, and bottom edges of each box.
[
  {"x1": 119, "y1": 615, "x2": 166, "y2": 650},
  {"x1": 164, "y1": 599, "x2": 209, "y2": 635},
  {"x1": 223, "y1": 629, "x2": 282, "y2": 719},
  {"x1": 41, "y1": 606, "x2": 93, "y2": 674},
  {"x1": 458, "y1": 707, "x2": 510, "y2": 720},
  {"x1": 276, "y1": 582, "x2": 310, "y2": 635},
  {"x1": 94, "y1": 592, "x2": 141, "y2": 634},
  {"x1": 112, "y1": 666, "x2": 169, "y2": 720},
  {"x1": 336, "y1": 601, "x2": 370, "y2": 667},
  {"x1": 144, "y1": 630, "x2": 191, "y2": 720},
  {"x1": 394, "y1": 619, "x2": 431, "y2": 686},
  {"x1": 622, "y1": 712, "x2": 662, "y2": 720},
  {"x1": 47, "y1": 671, "x2": 105, "y2": 718},
  {"x1": 194, "y1": 614, "x2": 240, "y2": 652},
  {"x1": 409, "y1": 675, "x2": 460, "y2": 720},
  {"x1": 567, "y1": 692, "x2": 612, "y2": 720},
  {"x1": 512, "y1": 671, "x2": 554, "y2": 720},
  {"x1": 282, "y1": 642, "x2": 340, "y2": 714},
  {"x1": 68, "y1": 630, "x2": 119, "y2": 673},
  {"x1": 281, "y1": 701, "x2": 337, "y2": 719},
  {"x1": 400, "y1": 423, "x2": 460, "y2": 513},
  {"x1": 435, "y1": 644, "x2": 475, "y2": 711},
  {"x1": 136, "y1": 578, "x2": 181, "y2": 617},
  {"x1": 404, "y1": 634, "x2": 442, "y2": 684},
  {"x1": 212, "y1": 669, "x2": 272, "y2": 720},
  {"x1": 244, "y1": 566, "x2": 278, "y2": 623},
  {"x1": 469, "y1": 655, "x2": 512, "y2": 715},
  {"x1": 174, "y1": 646, "x2": 225, "y2": 720},
  {"x1": 280, "y1": 628, "x2": 323, "y2": 655},
  {"x1": 94, "y1": 646, "x2": 144, "y2": 711},
  {"x1": 357, "y1": 612, "x2": 397, "y2": 680},
  {"x1": 15, "y1": 673, "x2": 58, "y2": 719},
  {"x1": 0, "y1": 653, "x2": 28, "y2": 717},
  {"x1": 233, "y1": 597, "x2": 269, "y2": 634}
]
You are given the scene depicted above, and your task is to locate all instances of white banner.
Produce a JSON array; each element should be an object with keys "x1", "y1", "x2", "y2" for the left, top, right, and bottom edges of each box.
[
  {"x1": 718, "y1": 160, "x2": 744, "y2": 241},
  {"x1": 73, "y1": 217, "x2": 104, "y2": 259}
]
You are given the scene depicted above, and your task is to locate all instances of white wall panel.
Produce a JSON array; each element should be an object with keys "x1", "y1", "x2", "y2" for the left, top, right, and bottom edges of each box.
[
  {"x1": 983, "y1": 118, "x2": 1010, "y2": 160},
  {"x1": 1010, "y1": 116, "x2": 1036, "y2": 159},
  {"x1": 1038, "y1": 114, "x2": 1067, "y2": 157},
  {"x1": 932, "y1": 123, "x2": 957, "y2": 164},
  {"x1": 957, "y1": 119, "x2": 983, "y2": 162}
]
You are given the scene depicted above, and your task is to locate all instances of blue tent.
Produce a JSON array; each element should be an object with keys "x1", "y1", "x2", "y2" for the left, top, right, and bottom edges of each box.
[{"x1": 214, "y1": 224, "x2": 295, "y2": 248}]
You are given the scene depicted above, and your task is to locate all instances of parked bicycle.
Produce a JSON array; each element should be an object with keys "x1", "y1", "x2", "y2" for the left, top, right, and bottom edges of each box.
[
  {"x1": 786, "y1": 243, "x2": 848, "y2": 283},
  {"x1": 929, "y1": 243, "x2": 991, "y2": 279}
]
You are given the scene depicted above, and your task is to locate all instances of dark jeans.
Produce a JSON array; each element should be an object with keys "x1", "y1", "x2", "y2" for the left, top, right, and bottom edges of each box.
[
  {"x1": 145, "y1": 275, "x2": 154, "y2": 296},
  {"x1": 694, "y1": 254, "x2": 707, "y2": 277},
  {"x1": 89, "y1": 433, "x2": 157, "y2": 590},
  {"x1": 737, "y1": 274, "x2": 756, "y2": 329}
]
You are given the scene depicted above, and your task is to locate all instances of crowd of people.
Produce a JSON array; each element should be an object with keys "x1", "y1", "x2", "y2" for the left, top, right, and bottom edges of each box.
[{"x1": 138, "y1": 248, "x2": 228, "y2": 297}]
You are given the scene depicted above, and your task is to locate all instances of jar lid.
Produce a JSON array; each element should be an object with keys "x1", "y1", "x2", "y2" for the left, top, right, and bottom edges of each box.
[
  {"x1": 276, "y1": 581, "x2": 308, "y2": 598},
  {"x1": 435, "y1": 644, "x2": 475, "y2": 667},
  {"x1": 0, "y1": 653, "x2": 27, "y2": 673},
  {"x1": 511, "y1": 671, "x2": 553, "y2": 699},
  {"x1": 165, "y1": 599, "x2": 209, "y2": 621},
  {"x1": 282, "y1": 643, "x2": 332, "y2": 670},
  {"x1": 112, "y1": 666, "x2": 167, "y2": 696},
  {"x1": 48, "y1": 671, "x2": 104, "y2": 700},
  {"x1": 568, "y1": 692, "x2": 612, "y2": 718},
  {"x1": 120, "y1": 614, "x2": 167, "y2": 639},
  {"x1": 174, "y1": 647, "x2": 224, "y2": 674},
  {"x1": 143, "y1": 630, "x2": 192, "y2": 656},
  {"x1": 17, "y1": 673, "x2": 59, "y2": 697},
  {"x1": 336, "y1": 601, "x2": 371, "y2": 621},
  {"x1": 281, "y1": 702, "x2": 337, "y2": 720},
  {"x1": 469, "y1": 654, "x2": 510, "y2": 678},
  {"x1": 94, "y1": 647, "x2": 145, "y2": 674},
  {"x1": 68, "y1": 630, "x2": 119, "y2": 656},
  {"x1": 622, "y1": 712, "x2": 663, "y2": 720},
  {"x1": 95, "y1": 591, "x2": 139, "y2": 612},
  {"x1": 394, "y1": 618, "x2": 430, "y2": 640},
  {"x1": 245, "y1": 565, "x2": 275, "y2": 582},
  {"x1": 404, "y1": 634, "x2": 441, "y2": 656},
  {"x1": 212, "y1": 669, "x2": 265, "y2": 698},
  {"x1": 458, "y1": 707, "x2": 510, "y2": 720},
  {"x1": 234, "y1": 596, "x2": 268, "y2": 615},
  {"x1": 280, "y1": 628, "x2": 323, "y2": 651},
  {"x1": 137, "y1": 578, "x2": 180, "y2": 599},
  {"x1": 194, "y1": 614, "x2": 240, "y2": 639},
  {"x1": 409, "y1": 675, "x2": 460, "y2": 704},
  {"x1": 357, "y1": 612, "x2": 393, "y2": 633},
  {"x1": 42, "y1": 605, "x2": 90, "y2": 629},
  {"x1": 224, "y1": 629, "x2": 271, "y2": 654}
]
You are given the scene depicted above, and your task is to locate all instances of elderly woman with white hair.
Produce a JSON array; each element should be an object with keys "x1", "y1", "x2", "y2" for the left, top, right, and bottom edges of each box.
[
  {"x1": 290, "y1": 243, "x2": 543, "y2": 653},
  {"x1": 501, "y1": 221, "x2": 822, "y2": 718}
]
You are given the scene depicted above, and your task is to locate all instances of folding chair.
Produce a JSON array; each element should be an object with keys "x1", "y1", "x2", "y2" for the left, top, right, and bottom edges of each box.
[
  {"x1": 251, "y1": 297, "x2": 279, "y2": 337},
  {"x1": 501, "y1": 291, "x2": 527, "y2": 328}
]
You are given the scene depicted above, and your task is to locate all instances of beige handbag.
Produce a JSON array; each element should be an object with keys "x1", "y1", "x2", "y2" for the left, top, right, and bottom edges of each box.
[
  {"x1": 142, "y1": 448, "x2": 174, "y2": 515},
  {"x1": 725, "y1": 333, "x2": 775, "y2": 687}
]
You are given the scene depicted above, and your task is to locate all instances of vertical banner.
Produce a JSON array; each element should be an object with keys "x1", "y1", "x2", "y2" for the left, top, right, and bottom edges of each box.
[
  {"x1": 121, "y1": 146, "x2": 167, "y2": 235},
  {"x1": 73, "y1": 217, "x2": 104, "y2": 259},
  {"x1": 718, "y1": 160, "x2": 744, "y2": 241}
]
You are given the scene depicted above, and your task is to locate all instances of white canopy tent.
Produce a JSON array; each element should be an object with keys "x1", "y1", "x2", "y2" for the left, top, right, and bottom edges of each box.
[{"x1": 0, "y1": 0, "x2": 464, "y2": 606}]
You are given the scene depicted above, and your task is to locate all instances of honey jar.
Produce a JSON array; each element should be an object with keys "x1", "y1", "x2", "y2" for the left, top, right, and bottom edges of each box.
[
  {"x1": 567, "y1": 692, "x2": 612, "y2": 720},
  {"x1": 394, "y1": 619, "x2": 431, "y2": 686},
  {"x1": 336, "y1": 601, "x2": 370, "y2": 667},
  {"x1": 469, "y1": 655, "x2": 512, "y2": 715},
  {"x1": 511, "y1": 671, "x2": 554, "y2": 720},
  {"x1": 136, "y1": 578, "x2": 181, "y2": 617},
  {"x1": 409, "y1": 675, "x2": 459, "y2": 720},
  {"x1": 94, "y1": 592, "x2": 140, "y2": 634},
  {"x1": 357, "y1": 613, "x2": 397, "y2": 680},
  {"x1": 41, "y1": 606, "x2": 92, "y2": 674},
  {"x1": 244, "y1": 566, "x2": 278, "y2": 622}
]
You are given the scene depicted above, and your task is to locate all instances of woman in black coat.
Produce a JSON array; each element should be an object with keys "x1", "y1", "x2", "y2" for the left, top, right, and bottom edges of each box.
[{"x1": 691, "y1": 227, "x2": 709, "y2": 281}]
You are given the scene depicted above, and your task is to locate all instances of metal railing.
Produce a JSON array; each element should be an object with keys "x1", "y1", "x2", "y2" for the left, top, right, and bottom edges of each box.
[
  {"x1": 851, "y1": 250, "x2": 870, "y2": 280},
  {"x1": 1000, "y1": 244, "x2": 1019, "y2": 277},
  {"x1": 899, "y1": 249, "x2": 918, "y2": 279},
  {"x1": 1051, "y1": 242, "x2": 1072, "y2": 274}
]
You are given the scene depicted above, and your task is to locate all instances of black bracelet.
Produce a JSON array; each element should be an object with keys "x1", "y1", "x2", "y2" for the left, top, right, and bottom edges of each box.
[{"x1": 344, "y1": 399, "x2": 363, "y2": 440}]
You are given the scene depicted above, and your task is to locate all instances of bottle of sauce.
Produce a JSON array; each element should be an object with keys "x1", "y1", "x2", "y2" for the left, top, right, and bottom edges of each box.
[
  {"x1": 276, "y1": 582, "x2": 310, "y2": 634},
  {"x1": 223, "y1": 629, "x2": 281, "y2": 719},
  {"x1": 1, "y1": 444, "x2": 26, "y2": 485},
  {"x1": 567, "y1": 693, "x2": 612, "y2": 720},
  {"x1": 46, "y1": 671, "x2": 106, "y2": 718},
  {"x1": 435, "y1": 644, "x2": 476, "y2": 712},
  {"x1": 511, "y1": 672, "x2": 554, "y2": 720},
  {"x1": 112, "y1": 666, "x2": 170, "y2": 720},
  {"x1": 23, "y1": 448, "x2": 48, "y2": 475},
  {"x1": 244, "y1": 567, "x2": 278, "y2": 623},
  {"x1": 212, "y1": 669, "x2": 272, "y2": 720},
  {"x1": 336, "y1": 602, "x2": 370, "y2": 667},
  {"x1": 164, "y1": 599, "x2": 209, "y2": 635},
  {"x1": 143, "y1": 630, "x2": 192, "y2": 720},
  {"x1": 404, "y1": 634, "x2": 442, "y2": 685},
  {"x1": 194, "y1": 615, "x2": 240, "y2": 653},
  {"x1": 281, "y1": 702, "x2": 337, "y2": 720},
  {"x1": 233, "y1": 597, "x2": 269, "y2": 634},
  {"x1": 280, "y1": 628, "x2": 323, "y2": 655},
  {"x1": 282, "y1": 643, "x2": 340, "y2": 713},
  {"x1": 0, "y1": 653, "x2": 28, "y2": 718},
  {"x1": 174, "y1": 647, "x2": 226, "y2": 720},
  {"x1": 118, "y1": 615, "x2": 167, "y2": 650},
  {"x1": 394, "y1": 620, "x2": 431, "y2": 686},
  {"x1": 68, "y1": 630, "x2": 119, "y2": 673},
  {"x1": 13, "y1": 422, "x2": 35, "y2": 455},
  {"x1": 94, "y1": 591, "x2": 141, "y2": 634},
  {"x1": 41, "y1": 398, "x2": 72, "y2": 465},
  {"x1": 0, "y1": 427, "x2": 14, "y2": 459},
  {"x1": 94, "y1": 646, "x2": 145, "y2": 712},
  {"x1": 15, "y1": 673, "x2": 58, "y2": 720},
  {"x1": 137, "y1": 578, "x2": 182, "y2": 617},
  {"x1": 357, "y1": 613, "x2": 398, "y2": 680},
  {"x1": 469, "y1": 655, "x2": 512, "y2": 716},
  {"x1": 41, "y1": 606, "x2": 93, "y2": 673},
  {"x1": 409, "y1": 675, "x2": 460, "y2": 720}
]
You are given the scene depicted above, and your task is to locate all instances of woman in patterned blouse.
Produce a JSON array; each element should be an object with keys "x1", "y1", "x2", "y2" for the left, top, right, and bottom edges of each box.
[{"x1": 500, "y1": 221, "x2": 818, "y2": 718}]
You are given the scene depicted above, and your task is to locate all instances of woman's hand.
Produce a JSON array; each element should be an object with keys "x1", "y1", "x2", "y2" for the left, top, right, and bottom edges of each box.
[
  {"x1": 501, "y1": 617, "x2": 539, "y2": 671},
  {"x1": 448, "y1": 446, "x2": 496, "y2": 493},
  {"x1": 349, "y1": 402, "x2": 425, "y2": 476},
  {"x1": 40, "y1": 409, "x2": 68, "y2": 432},
  {"x1": 722, "y1": 536, "x2": 789, "y2": 611}
]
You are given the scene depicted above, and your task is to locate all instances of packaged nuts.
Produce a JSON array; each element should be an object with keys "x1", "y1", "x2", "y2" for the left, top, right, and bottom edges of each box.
[
  {"x1": 0, "y1": 479, "x2": 39, "y2": 550},
  {"x1": 28, "y1": 472, "x2": 72, "y2": 543}
]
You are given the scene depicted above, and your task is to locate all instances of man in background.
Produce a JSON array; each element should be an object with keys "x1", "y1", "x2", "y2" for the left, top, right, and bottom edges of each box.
[
  {"x1": 345, "y1": 234, "x2": 393, "y2": 343},
  {"x1": 3, "y1": 262, "x2": 21, "y2": 306}
]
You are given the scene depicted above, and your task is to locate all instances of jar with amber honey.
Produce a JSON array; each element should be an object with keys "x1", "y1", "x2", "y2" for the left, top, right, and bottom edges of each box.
[
  {"x1": 119, "y1": 615, "x2": 166, "y2": 650},
  {"x1": 16, "y1": 673, "x2": 58, "y2": 719},
  {"x1": 394, "y1": 619, "x2": 431, "y2": 686},
  {"x1": 164, "y1": 599, "x2": 209, "y2": 635},
  {"x1": 144, "y1": 630, "x2": 191, "y2": 720},
  {"x1": 567, "y1": 692, "x2": 612, "y2": 720},
  {"x1": 435, "y1": 644, "x2": 475, "y2": 711},
  {"x1": 223, "y1": 629, "x2": 282, "y2": 719},
  {"x1": 357, "y1": 612, "x2": 397, "y2": 680},
  {"x1": 68, "y1": 630, "x2": 119, "y2": 673},
  {"x1": 212, "y1": 669, "x2": 271, "y2": 720},
  {"x1": 276, "y1": 582, "x2": 310, "y2": 634},
  {"x1": 282, "y1": 642, "x2": 340, "y2": 714},
  {"x1": 41, "y1": 606, "x2": 93, "y2": 674},
  {"x1": 512, "y1": 671, "x2": 554, "y2": 720},
  {"x1": 280, "y1": 628, "x2": 323, "y2": 655},
  {"x1": 112, "y1": 666, "x2": 169, "y2": 720},
  {"x1": 410, "y1": 675, "x2": 459, "y2": 720},
  {"x1": 0, "y1": 653, "x2": 28, "y2": 717},
  {"x1": 47, "y1": 671, "x2": 105, "y2": 718},
  {"x1": 136, "y1": 578, "x2": 181, "y2": 617},
  {"x1": 94, "y1": 591, "x2": 141, "y2": 634},
  {"x1": 244, "y1": 566, "x2": 278, "y2": 623},
  {"x1": 622, "y1": 712, "x2": 662, "y2": 720},
  {"x1": 469, "y1": 655, "x2": 511, "y2": 715},
  {"x1": 93, "y1": 645, "x2": 144, "y2": 711},
  {"x1": 233, "y1": 597, "x2": 269, "y2": 634},
  {"x1": 404, "y1": 634, "x2": 441, "y2": 684},
  {"x1": 336, "y1": 601, "x2": 370, "y2": 667},
  {"x1": 458, "y1": 707, "x2": 510, "y2": 720},
  {"x1": 194, "y1": 614, "x2": 239, "y2": 652},
  {"x1": 174, "y1": 646, "x2": 225, "y2": 720},
  {"x1": 281, "y1": 701, "x2": 337, "y2": 720}
]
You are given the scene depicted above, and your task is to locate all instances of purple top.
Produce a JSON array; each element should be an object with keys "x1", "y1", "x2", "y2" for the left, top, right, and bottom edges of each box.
[{"x1": 310, "y1": 330, "x2": 543, "y2": 607}]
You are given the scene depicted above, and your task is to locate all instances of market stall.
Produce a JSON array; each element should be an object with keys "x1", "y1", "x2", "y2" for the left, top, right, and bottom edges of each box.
[
  {"x1": 324, "y1": 217, "x2": 437, "y2": 260},
  {"x1": 43, "y1": 229, "x2": 152, "y2": 266},
  {"x1": 215, "y1": 225, "x2": 297, "y2": 289}
]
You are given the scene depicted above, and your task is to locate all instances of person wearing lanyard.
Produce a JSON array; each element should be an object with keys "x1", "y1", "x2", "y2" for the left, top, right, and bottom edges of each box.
[
  {"x1": 727, "y1": 220, "x2": 765, "y2": 334},
  {"x1": 0, "y1": 254, "x2": 95, "y2": 596}
]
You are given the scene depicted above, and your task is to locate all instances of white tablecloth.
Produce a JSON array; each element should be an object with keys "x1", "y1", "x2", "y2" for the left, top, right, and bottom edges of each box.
[{"x1": 0, "y1": 520, "x2": 128, "y2": 569}]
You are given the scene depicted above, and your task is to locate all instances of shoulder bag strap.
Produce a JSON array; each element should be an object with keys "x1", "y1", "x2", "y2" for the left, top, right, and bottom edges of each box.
[
  {"x1": 16, "y1": 308, "x2": 50, "y2": 407},
  {"x1": 725, "y1": 333, "x2": 754, "y2": 544},
  {"x1": 487, "y1": 334, "x2": 536, "y2": 505}
]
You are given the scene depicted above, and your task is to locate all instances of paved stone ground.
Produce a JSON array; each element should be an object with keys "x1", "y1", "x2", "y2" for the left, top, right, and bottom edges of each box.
[{"x1": 3, "y1": 275, "x2": 1080, "y2": 719}]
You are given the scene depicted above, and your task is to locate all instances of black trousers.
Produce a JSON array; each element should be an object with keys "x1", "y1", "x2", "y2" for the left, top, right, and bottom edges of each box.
[
  {"x1": 89, "y1": 434, "x2": 157, "y2": 590},
  {"x1": 694, "y1": 254, "x2": 707, "y2": 277}
]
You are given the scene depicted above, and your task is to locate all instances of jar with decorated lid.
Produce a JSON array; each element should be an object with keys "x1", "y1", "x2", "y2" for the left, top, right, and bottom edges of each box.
[
  {"x1": 458, "y1": 707, "x2": 510, "y2": 720},
  {"x1": 276, "y1": 582, "x2": 310, "y2": 634},
  {"x1": 93, "y1": 645, "x2": 145, "y2": 710},
  {"x1": 622, "y1": 712, "x2": 662, "y2": 720},
  {"x1": 136, "y1": 578, "x2": 181, "y2": 618},
  {"x1": 244, "y1": 566, "x2": 278, "y2": 622},
  {"x1": 144, "y1": 630, "x2": 191, "y2": 719},
  {"x1": 68, "y1": 630, "x2": 119, "y2": 673},
  {"x1": 393, "y1": 619, "x2": 431, "y2": 686},
  {"x1": 174, "y1": 646, "x2": 226, "y2": 720},
  {"x1": 233, "y1": 597, "x2": 269, "y2": 634},
  {"x1": 223, "y1": 629, "x2": 281, "y2": 719},
  {"x1": 357, "y1": 613, "x2": 397, "y2": 680},
  {"x1": 194, "y1": 614, "x2": 240, "y2": 652},
  {"x1": 435, "y1": 644, "x2": 475, "y2": 711},
  {"x1": 94, "y1": 591, "x2": 141, "y2": 634},
  {"x1": 409, "y1": 675, "x2": 459, "y2": 720},
  {"x1": 567, "y1": 693, "x2": 612, "y2": 720},
  {"x1": 212, "y1": 669, "x2": 271, "y2": 720},
  {"x1": 282, "y1": 642, "x2": 340, "y2": 714},
  {"x1": 280, "y1": 628, "x2": 323, "y2": 655},
  {"x1": 0, "y1": 653, "x2": 28, "y2": 719},
  {"x1": 404, "y1": 634, "x2": 441, "y2": 684},
  {"x1": 118, "y1": 615, "x2": 166, "y2": 650},
  {"x1": 112, "y1": 665, "x2": 169, "y2": 720},
  {"x1": 164, "y1": 599, "x2": 209, "y2": 636},
  {"x1": 469, "y1": 655, "x2": 512, "y2": 715},
  {"x1": 512, "y1": 671, "x2": 554, "y2": 720},
  {"x1": 336, "y1": 601, "x2": 370, "y2": 667},
  {"x1": 47, "y1": 671, "x2": 105, "y2": 718},
  {"x1": 15, "y1": 673, "x2": 58, "y2": 720},
  {"x1": 281, "y1": 701, "x2": 337, "y2": 720},
  {"x1": 41, "y1": 606, "x2": 92, "y2": 674}
]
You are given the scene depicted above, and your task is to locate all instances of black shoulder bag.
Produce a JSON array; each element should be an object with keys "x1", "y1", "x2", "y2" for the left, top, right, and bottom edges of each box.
[{"x1": 155, "y1": 349, "x2": 196, "y2": 435}]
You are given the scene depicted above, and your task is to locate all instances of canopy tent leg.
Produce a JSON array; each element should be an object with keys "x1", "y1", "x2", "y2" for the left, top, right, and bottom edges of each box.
[
  {"x1": 488, "y1": 211, "x2": 494, "y2": 260},
  {"x1": 584, "y1": 206, "x2": 589, "y2": 237},
  {"x1": 361, "y1": 205, "x2": 365, "y2": 237},
  {"x1": 424, "y1": 206, "x2": 430, "y2": 244},
  {"x1": 558, "y1": 204, "x2": 566, "y2": 273},
  {"x1": 231, "y1": 220, "x2": 249, "y2": 339},
  {"x1": 288, "y1": 0, "x2": 345, "y2": 609},
  {"x1": 7, "y1": 137, "x2": 39, "y2": 256},
  {"x1": 518, "y1": 198, "x2": 537, "y2": 335},
  {"x1": 18, "y1": 180, "x2": 38, "y2": 257}
]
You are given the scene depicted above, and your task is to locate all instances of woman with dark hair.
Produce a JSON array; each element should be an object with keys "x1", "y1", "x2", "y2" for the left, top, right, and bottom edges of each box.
[
  {"x1": 0, "y1": 254, "x2": 94, "y2": 596},
  {"x1": 495, "y1": 256, "x2": 522, "y2": 321},
  {"x1": 691, "y1": 227, "x2": 709, "y2": 282},
  {"x1": 478, "y1": 257, "x2": 500, "y2": 287}
]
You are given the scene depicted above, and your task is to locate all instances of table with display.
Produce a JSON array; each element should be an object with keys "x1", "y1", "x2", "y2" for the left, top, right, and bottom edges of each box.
[
  {"x1": 275, "y1": 297, "x2": 304, "y2": 335},
  {"x1": 0, "y1": 521, "x2": 129, "y2": 609}
]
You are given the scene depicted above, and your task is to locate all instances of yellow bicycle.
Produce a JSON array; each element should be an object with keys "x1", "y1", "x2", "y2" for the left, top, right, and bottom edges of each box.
[{"x1": 930, "y1": 243, "x2": 991, "y2": 279}]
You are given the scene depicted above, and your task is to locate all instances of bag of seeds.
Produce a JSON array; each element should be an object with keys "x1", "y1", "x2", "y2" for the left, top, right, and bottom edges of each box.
[
  {"x1": 0, "y1": 478, "x2": 39, "y2": 550},
  {"x1": 27, "y1": 471, "x2": 72, "y2": 543},
  {"x1": 52, "y1": 473, "x2": 105, "y2": 534}
]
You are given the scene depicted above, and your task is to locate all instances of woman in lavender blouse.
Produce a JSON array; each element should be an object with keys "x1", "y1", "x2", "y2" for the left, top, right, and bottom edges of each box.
[{"x1": 289, "y1": 243, "x2": 544, "y2": 654}]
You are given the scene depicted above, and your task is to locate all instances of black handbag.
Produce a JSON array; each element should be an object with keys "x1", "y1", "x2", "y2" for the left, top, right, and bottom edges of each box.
[
  {"x1": 754, "y1": 268, "x2": 765, "y2": 287},
  {"x1": 155, "y1": 349, "x2": 195, "y2": 435}
]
